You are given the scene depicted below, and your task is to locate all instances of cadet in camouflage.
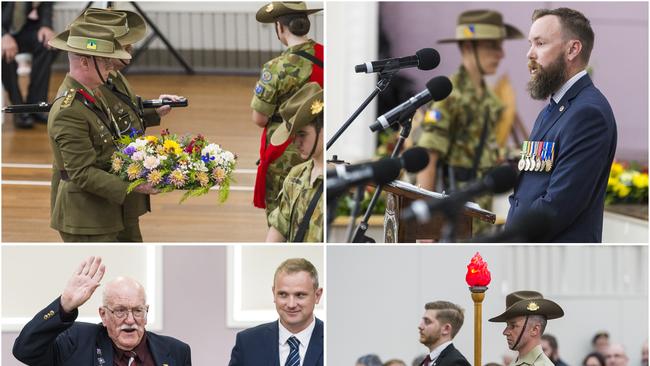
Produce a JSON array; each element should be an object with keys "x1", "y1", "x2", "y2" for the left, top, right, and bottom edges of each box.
[
  {"x1": 414, "y1": 9, "x2": 523, "y2": 234},
  {"x1": 251, "y1": 2, "x2": 323, "y2": 223},
  {"x1": 47, "y1": 22, "x2": 158, "y2": 242},
  {"x1": 267, "y1": 82, "x2": 324, "y2": 243}
]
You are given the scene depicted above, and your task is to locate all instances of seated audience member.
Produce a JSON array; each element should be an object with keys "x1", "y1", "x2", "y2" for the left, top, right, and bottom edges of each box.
[
  {"x1": 542, "y1": 334, "x2": 569, "y2": 366},
  {"x1": 605, "y1": 344, "x2": 629, "y2": 366},
  {"x1": 357, "y1": 354, "x2": 383, "y2": 366},
  {"x1": 593, "y1": 332, "x2": 611, "y2": 356},
  {"x1": 583, "y1": 352, "x2": 607, "y2": 366}
]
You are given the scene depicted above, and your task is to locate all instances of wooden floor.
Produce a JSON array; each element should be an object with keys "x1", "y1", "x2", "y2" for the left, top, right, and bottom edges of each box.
[{"x1": 2, "y1": 72, "x2": 270, "y2": 242}]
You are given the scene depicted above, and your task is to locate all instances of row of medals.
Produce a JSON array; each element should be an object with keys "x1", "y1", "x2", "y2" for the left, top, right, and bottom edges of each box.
[{"x1": 518, "y1": 140, "x2": 555, "y2": 172}]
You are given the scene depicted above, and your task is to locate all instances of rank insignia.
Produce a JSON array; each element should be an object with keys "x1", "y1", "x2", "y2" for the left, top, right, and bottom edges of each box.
[
  {"x1": 86, "y1": 39, "x2": 97, "y2": 50},
  {"x1": 527, "y1": 302, "x2": 539, "y2": 311},
  {"x1": 255, "y1": 84, "x2": 264, "y2": 95},
  {"x1": 463, "y1": 24, "x2": 476, "y2": 38},
  {"x1": 311, "y1": 99, "x2": 323, "y2": 115},
  {"x1": 261, "y1": 70, "x2": 272, "y2": 83}
]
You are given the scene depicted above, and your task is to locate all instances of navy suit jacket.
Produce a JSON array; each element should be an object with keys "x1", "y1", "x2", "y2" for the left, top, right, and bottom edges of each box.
[
  {"x1": 228, "y1": 319, "x2": 324, "y2": 366},
  {"x1": 422, "y1": 343, "x2": 471, "y2": 366},
  {"x1": 507, "y1": 74, "x2": 617, "y2": 242},
  {"x1": 13, "y1": 297, "x2": 192, "y2": 366}
]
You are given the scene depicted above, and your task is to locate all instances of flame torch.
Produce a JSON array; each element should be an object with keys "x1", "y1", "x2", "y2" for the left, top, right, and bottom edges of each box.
[{"x1": 465, "y1": 252, "x2": 491, "y2": 366}]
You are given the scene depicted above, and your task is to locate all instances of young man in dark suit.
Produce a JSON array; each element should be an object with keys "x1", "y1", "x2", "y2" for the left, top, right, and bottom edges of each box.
[
  {"x1": 13, "y1": 256, "x2": 192, "y2": 365},
  {"x1": 229, "y1": 258, "x2": 324, "y2": 366},
  {"x1": 417, "y1": 301, "x2": 471, "y2": 366},
  {"x1": 507, "y1": 7, "x2": 617, "y2": 242}
]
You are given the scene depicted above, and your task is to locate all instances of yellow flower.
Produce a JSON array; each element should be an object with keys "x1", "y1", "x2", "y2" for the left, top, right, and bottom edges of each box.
[
  {"x1": 616, "y1": 184, "x2": 631, "y2": 198},
  {"x1": 610, "y1": 162, "x2": 624, "y2": 178},
  {"x1": 111, "y1": 156, "x2": 123, "y2": 172},
  {"x1": 163, "y1": 140, "x2": 182, "y2": 155},
  {"x1": 126, "y1": 163, "x2": 142, "y2": 180},
  {"x1": 147, "y1": 169, "x2": 163, "y2": 185},
  {"x1": 169, "y1": 169, "x2": 186, "y2": 188},
  {"x1": 212, "y1": 167, "x2": 226, "y2": 183},
  {"x1": 607, "y1": 176, "x2": 617, "y2": 188},
  {"x1": 632, "y1": 173, "x2": 648, "y2": 189},
  {"x1": 197, "y1": 171, "x2": 210, "y2": 187},
  {"x1": 145, "y1": 135, "x2": 159, "y2": 144}
]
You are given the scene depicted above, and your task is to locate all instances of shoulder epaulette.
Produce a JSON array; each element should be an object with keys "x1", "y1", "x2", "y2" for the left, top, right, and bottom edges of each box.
[{"x1": 60, "y1": 88, "x2": 76, "y2": 109}]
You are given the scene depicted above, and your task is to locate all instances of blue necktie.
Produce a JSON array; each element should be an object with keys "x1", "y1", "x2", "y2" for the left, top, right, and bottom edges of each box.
[
  {"x1": 540, "y1": 98, "x2": 557, "y2": 124},
  {"x1": 285, "y1": 336, "x2": 301, "y2": 366}
]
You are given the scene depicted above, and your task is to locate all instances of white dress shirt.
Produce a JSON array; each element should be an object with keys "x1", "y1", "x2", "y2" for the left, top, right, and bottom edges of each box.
[
  {"x1": 551, "y1": 69, "x2": 588, "y2": 104},
  {"x1": 425, "y1": 341, "x2": 453, "y2": 366},
  {"x1": 278, "y1": 317, "x2": 316, "y2": 366}
]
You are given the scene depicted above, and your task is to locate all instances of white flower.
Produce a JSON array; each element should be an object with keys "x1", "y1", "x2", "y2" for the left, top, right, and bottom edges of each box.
[
  {"x1": 143, "y1": 156, "x2": 160, "y2": 170},
  {"x1": 132, "y1": 151, "x2": 145, "y2": 161},
  {"x1": 201, "y1": 143, "x2": 222, "y2": 158}
]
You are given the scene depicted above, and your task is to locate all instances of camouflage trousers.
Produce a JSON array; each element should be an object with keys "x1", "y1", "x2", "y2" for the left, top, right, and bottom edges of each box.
[
  {"x1": 454, "y1": 179, "x2": 494, "y2": 237},
  {"x1": 264, "y1": 143, "x2": 304, "y2": 224}
]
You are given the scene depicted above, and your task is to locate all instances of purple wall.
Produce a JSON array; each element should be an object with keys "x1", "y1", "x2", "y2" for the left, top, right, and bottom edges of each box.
[
  {"x1": 381, "y1": 1, "x2": 648, "y2": 163},
  {"x1": 2, "y1": 246, "x2": 243, "y2": 365}
]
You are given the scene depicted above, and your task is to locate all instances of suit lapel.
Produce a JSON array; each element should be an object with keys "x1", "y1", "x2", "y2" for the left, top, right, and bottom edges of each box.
[
  {"x1": 303, "y1": 319, "x2": 324, "y2": 366},
  {"x1": 268, "y1": 321, "x2": 281, "y2": 366},
  {"x1": 531, "y1": 74, "x2": 593, "y2": 141},
  {"x1": 148, "y1": 332, "x2": 173, "y2": 366},
  {"x1": 96, "y1": 327, "x2": 114, "y2": 366}
]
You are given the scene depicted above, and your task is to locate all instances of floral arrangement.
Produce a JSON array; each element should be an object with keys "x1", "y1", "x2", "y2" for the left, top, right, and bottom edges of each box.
[
  {"x1": 606, "y1": 161, "x2": 648, "y2": 205},
  {"x1": 111, "y1": 129, "x2": 237, "y2": 203}
]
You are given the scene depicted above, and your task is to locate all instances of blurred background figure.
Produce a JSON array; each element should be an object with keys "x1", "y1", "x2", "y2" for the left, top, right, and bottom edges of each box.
[
  {"x1": 583, "y1": 352, "x2": 607, "y2": 366},
  {"x1": 641, "y1": 341, "x2": 648, "y2": 366},
  {"x1": 542, "y1": 334, "x2": 570, "y2": 366},
  {"x1": 593, "y1": 332, "x2": 611, "y2": 356},
  {"x1": 357, "y1": 354, "x2": 383, "y2": 366},
  {"x1": 606, "y1": 344, "x2": 630, "y2": 366},
  {"x1": 384, "y1": 359, "x2": 407, "y2": 366},
  {"x1": 2, "y1": 1, "x2": 56, "y2": 128}
]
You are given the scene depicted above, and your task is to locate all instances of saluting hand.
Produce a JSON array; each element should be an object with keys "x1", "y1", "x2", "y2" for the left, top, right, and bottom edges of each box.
[{"x1": 60, "y1": 256, "x2": 106, "y2": 313}]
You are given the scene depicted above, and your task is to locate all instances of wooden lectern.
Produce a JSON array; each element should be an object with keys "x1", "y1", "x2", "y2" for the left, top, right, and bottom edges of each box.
[{"x1": 382, "y1": 181, "x2": 496, "y2": 243}]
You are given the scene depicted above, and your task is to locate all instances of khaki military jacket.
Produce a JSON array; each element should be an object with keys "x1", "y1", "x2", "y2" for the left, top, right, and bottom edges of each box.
[
  {"x1": 268, "y1": 159, "x2": 323, "y2": 242},
  {"x1": 510, "y1": 345, "x2": 555, "y2": 366},
  {"x1": 416, "y1": 65, "x2": 504, "y2": 170},
  {"x1": 99, "y1": 70, "x2": 161, "y2": 221},
  {"x1": 251, "y1": 40, "x2": 316, "y2": 217},
  {"x1": 48, "y1": 75, "x2": 129, "y2": 235}
]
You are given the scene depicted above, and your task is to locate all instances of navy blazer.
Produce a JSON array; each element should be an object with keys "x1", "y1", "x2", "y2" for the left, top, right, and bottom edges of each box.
[
  {"x1": 424, "y1": 343, "x2": 471, "y2": 366},
  {"x1": 13, "y1": 297, "x2": 192, "y2": 366},
  {"x1": 507, "y1": 74, "x2": 617, "y2": 242},
  {"x1": 228, "y1": 319, "x2": 324, "y2": 366}
]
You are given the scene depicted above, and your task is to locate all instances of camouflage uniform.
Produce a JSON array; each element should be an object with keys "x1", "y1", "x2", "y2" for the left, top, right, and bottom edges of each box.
[
  {"x1": 251, "y1": 39, "x2": 317, "y2": 220},
  {"x1": 415, "y1": 65, "x2": 503, "y2": 233},
  {"x1": 268, "y1": 159, "x2": 323, "y2": 242}
]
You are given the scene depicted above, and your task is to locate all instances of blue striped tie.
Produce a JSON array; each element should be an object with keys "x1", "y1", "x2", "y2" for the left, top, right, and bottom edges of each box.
[{"x1": 285, "y1": 336, "x2": 301, "y2": 366}]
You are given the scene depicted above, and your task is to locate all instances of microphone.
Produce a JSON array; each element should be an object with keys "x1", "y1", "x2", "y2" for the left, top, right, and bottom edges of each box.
[
  {"x1": 472, "y1": 209, "x2": 553, "y2": 243},
  {"x1": 369, "y1": 76, "x2": 453, "y2": 132},
  {"x1": 401, "y1": 165, "x2": 517, "y2": 224},
  {"x1": 355, "y1": 48, "x2": 440, "y2": 74},
  {"x1": 327, "y1": 147, "x2": 430, "y2": 199}
]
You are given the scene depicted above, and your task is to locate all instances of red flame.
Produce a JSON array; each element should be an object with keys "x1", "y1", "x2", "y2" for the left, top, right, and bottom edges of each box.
[{"x1": 466, "y1": 252, "x2": 491, "y2": 287}]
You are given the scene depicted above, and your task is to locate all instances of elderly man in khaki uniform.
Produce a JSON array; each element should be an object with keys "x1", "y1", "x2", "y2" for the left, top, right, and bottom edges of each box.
[
  {"x1": 63, "y1": 8, "x2": 184, "y2": 242},
  {"x1": 489, "y1": 291, "x2": 564, "y2": 366},
  {"x1": 266, "y1": 82, "x2": 323, "y2": 242},
  {"x1": 47, "y1": 21, "x2": 158, "y2": 242}
]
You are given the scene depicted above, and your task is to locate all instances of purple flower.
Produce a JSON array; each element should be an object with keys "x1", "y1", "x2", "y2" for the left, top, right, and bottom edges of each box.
[{"x1": 123, "y1": 146, "x2": 136, "y2": 155}]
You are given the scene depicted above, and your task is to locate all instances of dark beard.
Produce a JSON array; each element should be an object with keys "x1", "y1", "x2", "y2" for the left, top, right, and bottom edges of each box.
[{"x1": 527, "y1": 56, "x2": 567, "y2": 100}]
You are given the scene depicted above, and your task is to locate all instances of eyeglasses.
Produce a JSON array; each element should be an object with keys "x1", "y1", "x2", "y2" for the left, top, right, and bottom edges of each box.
[{"x1": 103, "y1": 306, "x2": 148, "y2": 319}]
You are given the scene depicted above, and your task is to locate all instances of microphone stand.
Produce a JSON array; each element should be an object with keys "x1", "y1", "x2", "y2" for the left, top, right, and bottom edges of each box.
[
  {"x1": 344, "y1": 185, "x2": 366, "y2": 242},
  {"x1": 326, "y1": 60, "x2": 400, "y2": 151},
  {"x1": 349, "y1": 111, "x2": 415, "y2": 243}
]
